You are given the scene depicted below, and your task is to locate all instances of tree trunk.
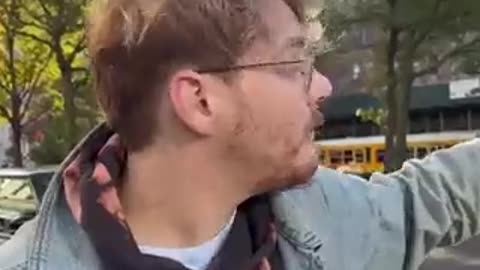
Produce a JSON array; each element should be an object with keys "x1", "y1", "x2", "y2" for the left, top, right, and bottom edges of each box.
[
  {"x1": 55, "y1": 45, "x2": 77, "y2": 149},
  {"x1": 383, "y1": 22, "x2": 399, "y2": 172},
  {"x1": 5, "y1": 1, "x2": 23, "y2": 167},
  {"x1": 392, "y1": 82, "x2": 409, "y2": 170},
  {"x1": 61, "y1": 67, "x2": 77, "y2": 149},
  {"x1": 9, "y1": 90, "x2": 23, "y2": 167},
  {"x1": 385, "y1": 86, "x2": 396, "y2": 172},
  {"x1": 10, "y1": 119, "x2": 23, "y2": 167},
  {"x1": 392, "y1": 40, "x2": 416, "y2": 170}
]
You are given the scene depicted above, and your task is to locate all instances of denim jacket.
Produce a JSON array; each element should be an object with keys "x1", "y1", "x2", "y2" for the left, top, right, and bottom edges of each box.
[{"x1": 1, "y1": 127, "x2": 480, "y2": 270}]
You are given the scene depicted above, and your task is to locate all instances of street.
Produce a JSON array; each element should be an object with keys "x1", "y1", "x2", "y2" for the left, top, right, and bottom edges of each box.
[
  {"x1": 0, "y1": 232, "x2": 9, "y2": 246},
  {"x1": 421, "y1": 235, "x2": 480, "y2": 270}
]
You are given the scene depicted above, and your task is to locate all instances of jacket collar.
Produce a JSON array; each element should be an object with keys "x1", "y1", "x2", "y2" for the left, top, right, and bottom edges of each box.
[
  {"x1": 27, "y1": 123, "x2": 108, "y2": 270},
  {"x1": 27, "y1": 123, "x2": 327, "y2": 270}
]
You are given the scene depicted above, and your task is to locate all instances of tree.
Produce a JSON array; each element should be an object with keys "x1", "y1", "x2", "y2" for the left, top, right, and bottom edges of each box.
[
  {"x1": 0, "y1": 0, "x2": 56, "y2": 167},
  {"x1": 29, "y1": 71, "x2": 101, "y2": 166},
  {"x1": 16, "y1": 0, "x2": 90, "y2": 149},
  {"x1": 356, "y1": 108, "x2": 387, "y2": 131},
  {"x1": 29, "y1": 114, "x2": 70, "y2": 165},
  {"x1": 321, "y1": 0, "x2": 480, "y2": 171},
  {"x1": 459, "y1": 51, "x2": 480, "y2": 75}
]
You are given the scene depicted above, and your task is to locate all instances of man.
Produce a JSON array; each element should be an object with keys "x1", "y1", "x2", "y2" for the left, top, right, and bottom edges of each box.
[{"x1": 1, "y1": 0, "x2": 480, "y2": 269}]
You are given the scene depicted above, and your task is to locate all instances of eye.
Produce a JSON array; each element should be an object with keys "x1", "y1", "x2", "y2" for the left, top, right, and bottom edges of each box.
[{"x1": 275, "y1": 65, "x2": 300, "y2": 78}]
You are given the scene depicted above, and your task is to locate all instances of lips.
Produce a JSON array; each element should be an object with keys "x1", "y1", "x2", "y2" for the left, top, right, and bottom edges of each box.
[
  {"x1": 310, "y1": 109, "x2": 325, "y2": 130},
  {"x1": 307, "y1": 110, "x2": 325, "y2": 141},
  {"x1": 314, "y1": 110, "x2": 325, "y2": 128},
  {"x1": 306, "y1": 98, "x2": 326, "y2": 139}
]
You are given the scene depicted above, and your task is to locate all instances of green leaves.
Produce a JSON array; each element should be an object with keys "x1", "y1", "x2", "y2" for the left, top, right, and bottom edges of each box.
[
  {"x1": 0, "y1": 0, "x2": 58, "y2": 124},
  {"x1": 355, "y1": 108, "x2": 387, "y2": 129},
  {"x1": 0, "y1": 0, "x2": 96, "y2": 166}
]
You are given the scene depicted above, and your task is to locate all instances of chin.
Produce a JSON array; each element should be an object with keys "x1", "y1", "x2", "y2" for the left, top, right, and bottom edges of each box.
[
  {"x1": 271, "y1": 147, "x2": 319, "y2": 191},
  {"x1": 290, "y1": 157, "x2": 319, "y2": 185},
  {"x1": 292, "y1": 140, "x2": 321, "y2": 181},
  {"x1": 254, "y1": 139, "x2": 319, "y2": 194},
  {"x1": 266, "y1": 162, "x2": 317, "y2": 194}
]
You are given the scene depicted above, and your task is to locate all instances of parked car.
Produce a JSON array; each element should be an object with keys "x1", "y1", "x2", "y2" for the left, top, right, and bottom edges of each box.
[{"x1": 0, "y1": 166, "x2": 57, "y2": 242}]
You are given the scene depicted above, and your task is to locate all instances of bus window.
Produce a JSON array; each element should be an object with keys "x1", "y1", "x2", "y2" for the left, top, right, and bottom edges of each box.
[
  {"x1": 376, "y1": 149, "x2": 385, "y2": 162},
  {"x1": 417, "y1": 147, "x2": 428, "y2": 159},
  {"x1": 330, "y1": 151, "x2": 343, "y2": 164},
  {"x1": 344, "y1": 150, "x2": 353, "y2": 163},
  {"x1": 366, "y1": 147, "x2": 371, "y2": 162},
  {"x1": 355, "y1": 149, "x2": 364, "y2": 163}
]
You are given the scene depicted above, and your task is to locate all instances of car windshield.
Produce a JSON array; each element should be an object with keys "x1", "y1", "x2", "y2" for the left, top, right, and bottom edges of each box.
[{"x1": 0, "y1": 178, "x2": 34, "y2": 201}]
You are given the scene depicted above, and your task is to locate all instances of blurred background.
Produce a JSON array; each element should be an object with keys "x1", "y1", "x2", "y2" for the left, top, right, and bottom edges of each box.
[{"x1": 0, "y1": 0, "x2": 480, "y2": 268}]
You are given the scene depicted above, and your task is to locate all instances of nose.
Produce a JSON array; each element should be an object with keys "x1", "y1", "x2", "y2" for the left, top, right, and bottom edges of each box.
[{"x1": 309, "y1": 70, "x2": 332, "y2": 101}]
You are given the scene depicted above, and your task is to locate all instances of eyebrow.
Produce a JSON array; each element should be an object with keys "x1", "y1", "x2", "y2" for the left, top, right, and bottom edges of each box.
[
  {"x1": 284, "y1": 36, "x2": 307, "y2": 50},
  {"x1": 273, "y1": 36, "x2": 307, "y2": 59}
]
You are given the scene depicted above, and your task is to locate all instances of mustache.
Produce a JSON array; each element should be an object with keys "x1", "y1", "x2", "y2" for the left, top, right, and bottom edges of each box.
[
  {"x1": 312, "y1": 109, "x2": 325, "y2": 128},
  {"x1": 309, "y1": 97, "x2": 326, "y2": 129}
]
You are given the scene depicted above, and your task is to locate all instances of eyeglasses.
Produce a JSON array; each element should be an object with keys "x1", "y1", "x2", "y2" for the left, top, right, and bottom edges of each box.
[{"x1": 196, "y1": 59, "x2": 314, "y2": 93}]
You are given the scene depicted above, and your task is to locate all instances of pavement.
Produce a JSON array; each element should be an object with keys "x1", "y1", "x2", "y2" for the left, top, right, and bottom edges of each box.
[
  {"x1": 0, "y1": 232, "x2": 10, "y2": 246},
  {"x1": 420, "y1": 235, "x2": 480, "y2": 270}
]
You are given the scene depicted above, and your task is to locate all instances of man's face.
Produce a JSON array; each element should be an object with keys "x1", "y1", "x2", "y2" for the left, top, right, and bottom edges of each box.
[{"x1": 218, "y1": 0, "x2": 333, "y2": 193}]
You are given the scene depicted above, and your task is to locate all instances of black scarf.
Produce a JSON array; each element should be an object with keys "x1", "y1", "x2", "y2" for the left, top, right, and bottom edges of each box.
[{"x1": 62, "y1": 125, "x2": 285, "y2": 270}]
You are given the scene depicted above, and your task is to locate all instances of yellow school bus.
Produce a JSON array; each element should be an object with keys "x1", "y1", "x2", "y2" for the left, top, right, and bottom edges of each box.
[{"x1": 315, "y1": 131, "x2": 479, "y2": 176}]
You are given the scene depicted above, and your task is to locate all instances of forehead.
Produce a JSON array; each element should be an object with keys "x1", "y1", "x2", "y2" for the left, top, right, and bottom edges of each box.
[{"x1": 254, "y1": 0, "x2": 307, "y2": 59}]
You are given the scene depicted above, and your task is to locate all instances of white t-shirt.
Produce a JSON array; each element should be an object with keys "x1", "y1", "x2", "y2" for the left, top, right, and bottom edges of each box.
[{"x1": 139, "y1": 212, "x2": 236, "y2": 270}]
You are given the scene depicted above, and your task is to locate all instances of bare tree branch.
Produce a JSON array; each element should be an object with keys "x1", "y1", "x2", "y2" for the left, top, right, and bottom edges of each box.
[
  {"x1": 21, "y1": 107, "x2": 50, "y2": 129},
  {"x1": 20, "y1": 63, "x2": 39, "y2": 98},
  {"x1": 23, "y1": 51, "x2": 52, "y2": 91},
  {"x1": 67, "y1": 35, "x2": 85, "y2": 63},
  {"x1": 408, "y1": 0, "x2": 458, "y2": 50},
  {"x1": 16, "y1": 30, "x2": 52, "y2": 47},
  {"x1": 16, "y1": 0, "x2": 50, "y2": 29},
  {"x1": 72, "y1": 66, "x2": 89, "y2": 73},
  {"x1": 19, "y1": 53, "x2": 52, "y2": 120},
  {"x1": 14, "y1": 17, "x2": 47, "y2": 33},
  {"x1": 0, "y1": 80, "x2": 8, "y2": 92},
  {"x1": 0, "y1": 105, "x2": 12, "y2": 121},
  {"x1": 37, "y1": 0, "x2": 54, "y2": 20},
  {"x1": 415, "y1": 37, "x2": 480, "y2": 77},
  {"x1": 19, "y1": 89, "x2": 36, "y2": 121}
]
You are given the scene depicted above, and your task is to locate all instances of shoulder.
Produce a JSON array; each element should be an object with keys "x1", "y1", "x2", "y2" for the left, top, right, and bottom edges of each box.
[
  {"x1": 271, "y1": 167, "x2": 405, "y2": 235},
  {"x1": 0, "y1": 219, "x2": 37, "y2": 270},
  {"x1": 274, "y1": 167, "x2": 402, "y2": 213},
  {"x1": 270, "y1": 167, "x2": 407, "y2": 267}
]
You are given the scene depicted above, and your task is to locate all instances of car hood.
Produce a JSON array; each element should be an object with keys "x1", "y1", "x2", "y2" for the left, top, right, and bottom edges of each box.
[{"x1": 0, "y1": 199, "x2": 36, "y2": 221}]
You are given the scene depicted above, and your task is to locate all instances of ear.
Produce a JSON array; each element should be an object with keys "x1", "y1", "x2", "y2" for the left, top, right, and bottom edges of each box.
[{"x1": 167, "y1": 70, "x2": 216, "y2": 135}]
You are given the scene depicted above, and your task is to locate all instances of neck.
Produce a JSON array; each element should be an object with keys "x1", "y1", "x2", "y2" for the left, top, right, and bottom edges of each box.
[{"x1": 121, "y1": 143, "x2": 247, "y2": 248}]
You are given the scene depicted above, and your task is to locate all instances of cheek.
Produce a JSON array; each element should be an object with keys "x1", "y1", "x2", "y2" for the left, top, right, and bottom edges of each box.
[
  {"x1": 252, "y1": 88, "x2": 307, "y2": 127},
  {"x1": 253, "y1": 96, "x2": 310, "y2": 154},
  {"x1": 241, "y1": 76, "x2": 311, "y2": 155}
]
